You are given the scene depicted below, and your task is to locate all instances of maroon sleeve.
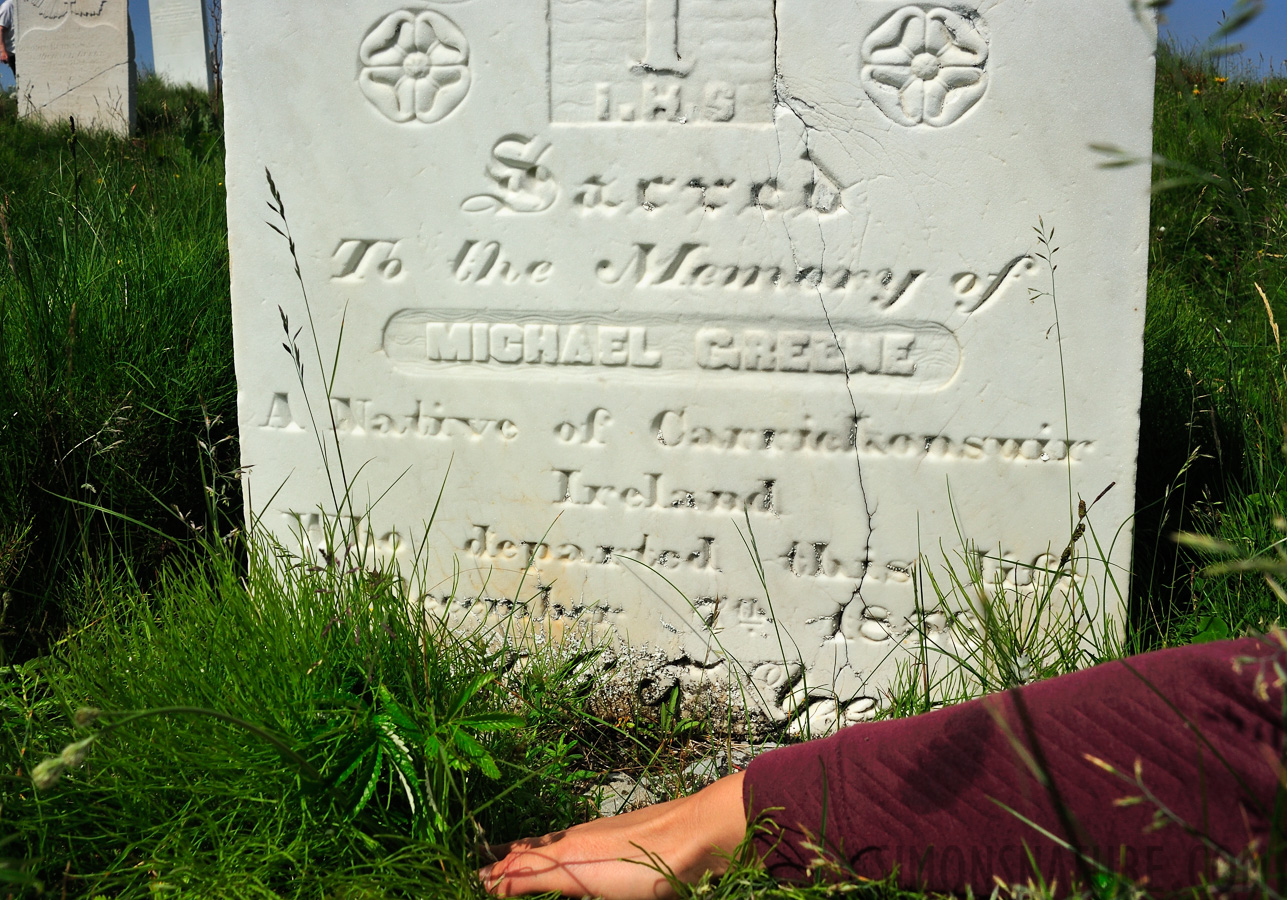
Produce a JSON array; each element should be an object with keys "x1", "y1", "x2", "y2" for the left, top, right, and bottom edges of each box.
[{"x1": 744, "y1": 636, "x2": 1284, "y2": 895}]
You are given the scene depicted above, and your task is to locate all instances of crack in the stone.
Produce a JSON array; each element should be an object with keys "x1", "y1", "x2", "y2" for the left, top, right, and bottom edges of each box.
[
  {"x1": 771, "y1": 0, "x2": 877, "y2": 662},
  {"x1": 26, "y1": 61, "x2": 131, "y2": 110}
]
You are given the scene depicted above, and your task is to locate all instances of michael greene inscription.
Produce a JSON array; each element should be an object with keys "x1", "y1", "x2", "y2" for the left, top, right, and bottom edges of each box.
[
  {"x1": 382, "y1": 312, "x2": 960, "y2": 386},
  {"x1": 225, "y1": 0, "x2": 1156, "y2": 733}
]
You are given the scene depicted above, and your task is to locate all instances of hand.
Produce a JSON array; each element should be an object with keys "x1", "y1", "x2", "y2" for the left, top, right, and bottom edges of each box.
[{"x1": 480, "y1": 770, "x2": 750, "y2": 899}]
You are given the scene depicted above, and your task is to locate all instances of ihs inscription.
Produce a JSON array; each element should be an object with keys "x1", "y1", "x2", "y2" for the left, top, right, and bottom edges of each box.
[{"x1": 550, "y1": 0, "x2": 775, "y2": 124}]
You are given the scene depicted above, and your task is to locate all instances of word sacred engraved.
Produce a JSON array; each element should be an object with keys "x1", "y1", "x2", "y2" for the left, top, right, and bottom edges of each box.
[
  {"x1": 332, "y1": 238, "x2": 404, "y2": 282},
  {"x1": 577, "y1": 169, "x2": 843, "y2": 216},
  {"x1": 550, "y1": 0, "x2": 775, "y2": 124},
  {"x1": 461, "y1": 138, "x2": 845, "y2": 218}
]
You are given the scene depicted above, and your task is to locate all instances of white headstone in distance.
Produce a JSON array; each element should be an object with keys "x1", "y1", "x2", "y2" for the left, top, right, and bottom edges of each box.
[
  {"x1": 16, "y1": 0, "x2": 135, "y2": 136},
  {"x1": 149, "y1": 0, "x2": 211, "y2": 92},
  {"x1": 225, "y1": 1, "x2": 1156, "y2": 732}
]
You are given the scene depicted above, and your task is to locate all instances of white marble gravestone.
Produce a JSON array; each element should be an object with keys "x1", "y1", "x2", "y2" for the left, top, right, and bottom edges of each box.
[
  {"x1": 17, "y1": 0, "x2": 135, "y2": 136},
  {"x1": 225, "y1": 1, "x2": 1156, "y2": 731},
  {"x1": 148, "y1": 0, "x2": 211, "y2": 92}
]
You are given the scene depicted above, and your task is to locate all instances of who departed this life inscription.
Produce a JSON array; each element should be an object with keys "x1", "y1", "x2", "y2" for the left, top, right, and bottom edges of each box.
[
  {"x1": 16, "y1": 0, "x2": 136, "y2": 136},
  {"x1": 224, "y1": 0, "x2": 1157, "y2": 731}
]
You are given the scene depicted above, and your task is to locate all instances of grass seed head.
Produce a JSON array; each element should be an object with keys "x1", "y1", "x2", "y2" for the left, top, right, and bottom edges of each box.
[
  {"x1": 59, "y1": 736, "x2": 96, "y2": 768},
  {"x1": 31, "y1": 756, "x2": 67, "y2": 790},
  {"x1": 74, "y1": 707, "x2": 101, "y2": 727}
]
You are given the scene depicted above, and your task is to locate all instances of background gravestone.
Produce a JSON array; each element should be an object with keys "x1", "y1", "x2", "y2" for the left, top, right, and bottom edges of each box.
[
  {"x1": 148, "y1": 0, "x2": 211, "y2": 92},
  {"x1": 225, "y1": 0, "x2": 1156, "y2": 732},
  {"x1": 16, "y1": 0, "x2": 135, "y2": 135}
]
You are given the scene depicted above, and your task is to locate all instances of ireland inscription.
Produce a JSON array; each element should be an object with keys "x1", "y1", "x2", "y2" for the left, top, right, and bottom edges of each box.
[{"x1": 225, "y1": 0, "x2": 1156, "y2": 732}]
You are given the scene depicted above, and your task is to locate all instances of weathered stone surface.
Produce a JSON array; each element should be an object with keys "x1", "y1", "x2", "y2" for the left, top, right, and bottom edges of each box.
[
  {"x1": 149, "y1": 0, "x2": 211, "y2": 92},
  {"x1": 17, "y1": 0, "x2": 135, "y2": 135},
  {"x1": 224, "y1": 1, "x2": 1156, "y2": 733}
]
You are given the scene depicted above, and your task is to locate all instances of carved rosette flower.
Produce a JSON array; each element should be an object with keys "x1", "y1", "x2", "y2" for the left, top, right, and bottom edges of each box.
[
  {"x1": 861, "y1": 7, "x2": 988, "y2": 128},
  {"x1": 359, "y1": 10, "x2": 471, "y2": 124}
]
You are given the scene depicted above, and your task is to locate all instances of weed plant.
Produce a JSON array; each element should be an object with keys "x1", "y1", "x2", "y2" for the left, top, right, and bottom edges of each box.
[{"x1": 1, "y1": 538, "x2": 583, "y2": 896}]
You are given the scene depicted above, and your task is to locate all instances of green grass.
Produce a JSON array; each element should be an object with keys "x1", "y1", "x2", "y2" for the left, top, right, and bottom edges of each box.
[
  {"x1": 2, "y1": 544, "x2": 588, "y2": 897},
  {"x1": 0, "y1": 76, "x2": 235, "y2": 661},
  {"x1": 1133, "y1": 48, "x2": 1287, "y2": 645},
  {"x1": 0, "y1": 48, "x2": 1284, "y2": 898}
]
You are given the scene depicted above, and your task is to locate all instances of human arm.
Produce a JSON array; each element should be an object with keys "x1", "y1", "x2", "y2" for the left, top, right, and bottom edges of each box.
[
  {"x1": 480, "y1": 636, "x2": 1281, "y2": 897},
  {"x1": 480, "y1": 769, "x2": 749, "y2": 900},
  {"x1": 745, "y1": 636, "x2": 1282, "y2": 893}
]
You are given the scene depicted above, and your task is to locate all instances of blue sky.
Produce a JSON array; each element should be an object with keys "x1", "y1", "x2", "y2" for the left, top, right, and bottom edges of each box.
[
  {"x1": 2, "y1": 1, "x2": 1284, "y2": 92},
  {"x1": 1161, "y1": 0, "x2": 1287, "y2": 72}
]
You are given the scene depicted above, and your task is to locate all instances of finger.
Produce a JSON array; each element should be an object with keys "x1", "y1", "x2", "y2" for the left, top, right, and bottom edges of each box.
[
  {"x1": 483, "y1": 828, "x2": 567, "y2": 860},
  {"x1": 482, "y1": 850, "x2": 584, "y2": 898},
  {"x1": 489, "y1": 849, "x2": 615, "y2": 896},
  {"x1": 478, "y1": 862, "x2": 520, "y2": 896}
]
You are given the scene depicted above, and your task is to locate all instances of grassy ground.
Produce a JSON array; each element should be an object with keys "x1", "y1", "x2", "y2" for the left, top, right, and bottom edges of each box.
[
  {"x1": 0, "y1": 50, "x2": 1283, "y2": 897},
  {"x1": 1134, "y1": 50, "x2": 1287, "y2": 645},
  {"x1": 0, "y1": 77, "x2": 234, "y2": 662}
]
